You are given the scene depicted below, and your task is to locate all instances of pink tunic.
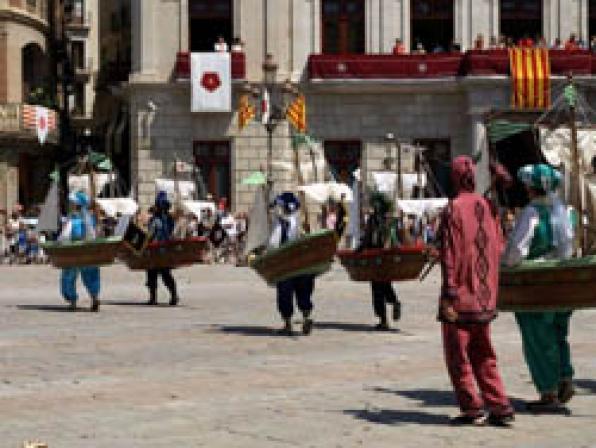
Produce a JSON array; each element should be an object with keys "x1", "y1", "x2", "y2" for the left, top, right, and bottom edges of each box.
[{"x1": 440, "y1": 163, "x2": 504, "y2": 323}]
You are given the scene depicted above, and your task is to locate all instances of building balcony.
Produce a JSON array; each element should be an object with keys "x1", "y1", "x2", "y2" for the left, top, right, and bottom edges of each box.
[
  {"x1": 0, "y1": 103, "x2": 58, "y2": 145},
  {"x1": 463, "y1": 50, "x2": 594, "y2": 76},
  {"x1": 174, "y1": 52, "x2": 246, "y2": 81},
  {"x1": 308, "y1": 50, "x2": 596, "y2": 81}
]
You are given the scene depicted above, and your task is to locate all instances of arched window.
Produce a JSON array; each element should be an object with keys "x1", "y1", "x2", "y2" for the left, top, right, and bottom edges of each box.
[
  {"x1": 189, "y1": 0, "x2": 233, "y2": 52},
  {"x1": 22, "y1": 43, "x2": 47, "y2": 103},
  {"x1": 590, "y1": 0, "x2": 596, "y2": 40},
  {"x1": 500, "y1": 0, "x2": 543, "y2": 43},
  {"x1": 321, "y1": 0, "x2": 365, "y2": 54},
  {"x1": 411, "y1": 0, "x2": 454, "y2": 53}
]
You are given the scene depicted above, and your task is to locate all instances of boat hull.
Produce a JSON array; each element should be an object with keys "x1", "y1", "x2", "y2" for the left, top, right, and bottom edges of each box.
[
  {"x1": 42, "y1": 237, "x2": 123, "y2": 269},
  {"x1": 250, "y1": 230, "x2": 338, "y2": 285},
  {"x1": 499, "y1": 256, "x2": 596, "y2": 311},
  {"x1": 337, "y1": 246, "x2": 428, "y2": 282},
  {"x1": 119, "y1": 237, "x2": 209, "y2": 271}
]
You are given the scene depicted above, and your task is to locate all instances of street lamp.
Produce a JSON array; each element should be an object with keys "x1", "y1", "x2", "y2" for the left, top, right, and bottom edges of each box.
[{"x1": 242, "y1": 54, "x2": 297, "y2": 198}]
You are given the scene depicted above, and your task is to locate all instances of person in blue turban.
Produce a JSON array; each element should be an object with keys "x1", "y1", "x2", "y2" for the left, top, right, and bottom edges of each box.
[
  {"x1": 268, "y1": 192, "x2": 315, "y2": 336},
  {"x1": 146, "y1": 191, "x2": 179, "y2": 305},
  {"x1": 58, "y1": 190, "x2": 100, "y2": 311}
]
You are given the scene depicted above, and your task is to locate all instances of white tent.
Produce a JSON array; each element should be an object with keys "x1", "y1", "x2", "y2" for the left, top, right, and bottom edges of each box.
[
  {"x1": 296, "y1": 182, "x2": 353, "y2": 203},
  {"x1": 95, "y1": 198, "x2": 139, "y2": 218},
  {"x1": 181, "y1": 200, "x2": 216, "y2": 218},
  {"x1": 155, "y1": 178, "x2": 196, "y2": 200},
  {"x1": 396, "y1": 198, "x2": 447, "y2": 217}
]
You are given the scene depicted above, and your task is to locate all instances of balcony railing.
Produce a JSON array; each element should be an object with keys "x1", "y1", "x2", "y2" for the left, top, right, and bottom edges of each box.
[
  {"x1": 175, "y1": 52, "x2": 246, "y2": 81},
  {"x1": 309, "y1": 50, "x2": 596, "y2": 80},
  {"x1": 0, "y1": 103, "x2": 59, "y2": 144}
]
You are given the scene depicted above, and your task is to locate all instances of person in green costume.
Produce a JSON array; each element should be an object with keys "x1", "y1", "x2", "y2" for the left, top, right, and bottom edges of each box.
[{"x1": 502, "y1": 164, "x2": 575, "y2": 412}]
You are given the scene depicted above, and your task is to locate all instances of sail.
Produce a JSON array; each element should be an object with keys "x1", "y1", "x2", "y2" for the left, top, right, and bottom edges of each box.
[
  {"x1": 244, "y1": 186, "x2": 270, "y2": 255},
  {"x1": 347, "y1": 179, "x2": 361, "y2": 249},
  {"x1": 37, "y1": 180, "x2": 60, "y2": 233}
]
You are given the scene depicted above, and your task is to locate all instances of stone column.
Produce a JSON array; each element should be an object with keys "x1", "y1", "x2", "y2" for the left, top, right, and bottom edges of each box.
[
  {"x1": 131, "y1": 0, "x2": 156, "y2": 77},
  {"x1": 180, "y1": 0, "x2": 189, "y2": 52}
]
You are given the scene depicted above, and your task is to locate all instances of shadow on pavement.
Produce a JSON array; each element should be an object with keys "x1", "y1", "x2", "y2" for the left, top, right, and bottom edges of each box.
[
  {"x1": 575, "y1": 379, "x2": 596, "y2": 394},
  {"x1": 103, "y1": 300, "x2": 178, "y2": 307},
  {"x1": 17, "y1": 304, "x2": 79, "y2": 313},
  {"x1": 313, "y1": 321, "x2": 402, "y2": 333},
  {"x1": 344, "y1": 408, "x2": 450, "y2": 426},
  {"x1": 370, "y1": 387, "x2": 529, "y2": 413},
  {"x1": 215, "y1": 325, "x2": 277, "y2": 337}
]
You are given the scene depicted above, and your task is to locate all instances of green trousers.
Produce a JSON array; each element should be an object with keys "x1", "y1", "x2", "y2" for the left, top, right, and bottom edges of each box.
[{"x1": 514, "y1": 311, "x2": 574, "y2": 394}]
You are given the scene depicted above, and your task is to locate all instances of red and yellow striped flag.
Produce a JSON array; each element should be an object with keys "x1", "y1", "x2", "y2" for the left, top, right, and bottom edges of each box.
[
  {"x1": 286, "y1": 94, "x2": 307, "y2": 133},
  {"x1": 238, "y1": 94, "x2": 255, "y2": 130},
  {"x1": 509, "y1": 47, "x2": 551, "y2": 109}
]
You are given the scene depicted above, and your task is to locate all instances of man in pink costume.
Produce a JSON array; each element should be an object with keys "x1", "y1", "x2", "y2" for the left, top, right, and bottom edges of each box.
[{"x1": 439, "y1": 155, "x2": 514, "y2": 426}]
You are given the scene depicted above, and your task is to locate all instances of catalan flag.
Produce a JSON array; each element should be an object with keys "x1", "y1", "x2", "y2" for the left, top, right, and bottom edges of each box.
[
  {"x1": 509, "y1": 47, "x2": 551, "y2": 109},
  {"x1": 238, "y1": 94, "x2": 255, "y2": 130},
  {"x1": 286, "y1": 94, "x2": 307, "y2": 133}
]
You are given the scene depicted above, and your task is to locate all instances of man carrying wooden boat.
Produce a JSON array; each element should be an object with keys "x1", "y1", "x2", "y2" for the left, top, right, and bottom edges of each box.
[
  {"x1": 269, "y1": 192, "x2": 315, "y2": 336},
  {"x1": 357, "y1": 191, "x2": 401, "y2": 330},
  {"x1": 502, "y1": 164, "x2": 575, "y2": 412},
  {"x1": 58, "y1": 191, "x2": 101, "y2": 312},
  {"x1": 146, "y1": 191, "x2": 179, "y2": 306},
  {"x1": 439, "y1": 155, "x2": 514, "y2": 427}
]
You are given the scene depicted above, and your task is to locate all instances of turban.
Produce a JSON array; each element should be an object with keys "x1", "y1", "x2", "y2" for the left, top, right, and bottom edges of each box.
[{"x1": 518, "y1": 164, "x2": 561, "y2": 193}]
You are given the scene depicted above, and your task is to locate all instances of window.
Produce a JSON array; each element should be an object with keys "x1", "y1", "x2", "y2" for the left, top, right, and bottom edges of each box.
[
  {"x1": 71, "y1": 41, "x2": 85, "y2": 70},
  {"x1": 411, "y1": 0, "x2": 454, "y2": 53},
  {"x1": 591, "y1": 0, "x2": 596, "y2": 40},
  {"x1": 73, "y1": 83, "x2": 85, "y2": 116},
  {"x1": 193, "y1": 141, "x2": 231, "y2": 201},
  {"x1": 321, "y1": 0, "x2": 365, "y2": 54},
  {"x1": 323, "y1": 141, "x2": 361, "y2": 185},
  {"x1": 65, "y1": 0, "x2": 85, "y2": 23},
  {"x1": 413, "y1": 139, "x2": 451, "y2": 197},
  {"x1": 500, "y1": 0, "x2": 542, "y2": 43},
  {"x1": 189, "y1": 0, "x2": 233, "y2": 52}
]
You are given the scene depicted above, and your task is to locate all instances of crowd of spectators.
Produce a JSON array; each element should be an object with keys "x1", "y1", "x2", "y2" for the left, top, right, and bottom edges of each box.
[{"x1": 394, "y1": 33, "x2": 596, "y2": 55}]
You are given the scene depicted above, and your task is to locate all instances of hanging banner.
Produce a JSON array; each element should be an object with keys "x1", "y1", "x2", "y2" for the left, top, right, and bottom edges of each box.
[
  {"x1": 191, "y1": 52, "x2": 231, "y2": 112},
  {"x1": 22, "y1": 105, "x2": 57, "y2": 145}
]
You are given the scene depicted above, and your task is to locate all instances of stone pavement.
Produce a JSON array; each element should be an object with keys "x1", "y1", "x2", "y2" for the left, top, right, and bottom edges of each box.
[{"x1": 0, "y1": 264, "x2": 595, "y2": 447}]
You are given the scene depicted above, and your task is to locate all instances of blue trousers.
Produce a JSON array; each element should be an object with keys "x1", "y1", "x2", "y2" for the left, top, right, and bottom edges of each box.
[
  {"x1": 276, "y1": 275, "x2": 315, "y2": 319},
  {"x1": 61, "y1": 267, "x2": 100, "y2": 302}
]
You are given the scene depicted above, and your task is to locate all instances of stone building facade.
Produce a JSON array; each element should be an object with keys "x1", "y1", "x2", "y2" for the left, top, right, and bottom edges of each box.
[
  {"x1": 129, "y1": 0, "x2": 596, "y2": 211},
  {"x1": 0, "y1": 0, "x2": 56, "y2": 214}
]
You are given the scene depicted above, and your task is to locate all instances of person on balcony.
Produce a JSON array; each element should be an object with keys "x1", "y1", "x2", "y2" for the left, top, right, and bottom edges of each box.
[
  {"x1": 58, "y1": 191, "x2": 100, "y2": 312},
  {"x1": 519, "y1": 35, "x2": 535, "y2": 48},
  {"x1": 564, "y1": 34, "x2": 579, "y2": 51},
  {"x1": 551, "y1": 37, "x2": 563, "y2": 50},
  {"x1": 438, "y1": 156, "x2": 514, "y2": 427},
  {"x1": 231, "y1": 37, "x2": 244, "y2": 53},
  {"x1": 488, "y1": 36, "x2": 498, "y2": 50},
  {"x1": 474, "y1": 34, "x2": 485, "y2": 50},
  {"x1": 358, "y1": 191, "x2": 402, "y2": 331},
  {"x1": 214, "y1": 36, "x2": 229, "y2": 52},
  {"x1": 392, "y1": 38, "x2": 406, "y2": 55},
  {"x1": 146, "y1": 192, "x2": 179, "y2": 306},
  {"x1": 269, "y1": 192, "x2": 315, "y2": 336},
  {"x1": 502, "y1": 164, "x2": 575, "y2": 413}
]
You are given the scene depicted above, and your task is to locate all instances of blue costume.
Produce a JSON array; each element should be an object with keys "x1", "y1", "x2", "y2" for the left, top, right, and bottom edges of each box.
[
  {"x1": 269, "y1": 192, "x2": 315, "y2": 335},
  {"x1": 146, "y1": 192, "x2": 178, "y2": 305},
  {"x1": 59, "y1": 191, "x2": 100, "y2": 311}
]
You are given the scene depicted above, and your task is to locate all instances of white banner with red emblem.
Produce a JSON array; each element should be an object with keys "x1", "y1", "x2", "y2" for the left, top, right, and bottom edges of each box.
[
  {"x1": 22, "y1": 105, "x2": 56, "y2": 145},
  {"x1": 191, "y1": 52, "x2": 231, "y2": 113}
]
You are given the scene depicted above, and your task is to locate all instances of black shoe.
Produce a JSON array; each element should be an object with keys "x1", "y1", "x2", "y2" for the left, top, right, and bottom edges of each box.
[
  {"x1": 148, "y1": 290, "x2": 157, "y2": 305},
  {"x1": 558, "y1": 379, "x2": 575, "y2": 404},
  {"x1": 374, "y1": 320, "x2": 390, "y2": 331},
  {"x1": 169, "y1": 296, "x2": 179, "y2": 306},
  {"x1": 67, "y1": 300, "x2": 77, "y2": 312},
  {"x1": 90, "y1": 297, "x2": 100, "y2": 312},
  {"x1": 487, "y1": 413, "x2": 514, "y2": 428},
  {"x1": 449, "y1": 412, "x2": 487, "y2": 426},
  {"x1": 302, "y1": 318, "x2": 313, "y2": 336},
  {"x1": 277, "y1": 319, "x2": 293, "y2": 336},
  {"x1": 393, "y1": 302, "x2": 402, "y2": 322}
]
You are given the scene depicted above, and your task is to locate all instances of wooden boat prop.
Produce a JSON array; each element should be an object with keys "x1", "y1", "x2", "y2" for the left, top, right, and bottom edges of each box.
[
  {"x1": 119, "y1": 237, "x2": 209, "y2": 271},
  {"x1": 250, "y1": 230, "x2": 338, "y2": 286},
  {"x1": 498, "y1": 255, "x2": 596, "y2": 311},
  {"x1": 43, "y1": 237, "x2": 123, "y2": 269},
  {"x1": 337, "y1": 244, "x2": 428, "y2": 282}
]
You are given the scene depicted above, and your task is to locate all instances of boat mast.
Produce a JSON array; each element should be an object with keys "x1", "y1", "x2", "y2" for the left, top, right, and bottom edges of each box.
[{"x1": 567, "y1": 74, "x2": 585, "y2": 255}]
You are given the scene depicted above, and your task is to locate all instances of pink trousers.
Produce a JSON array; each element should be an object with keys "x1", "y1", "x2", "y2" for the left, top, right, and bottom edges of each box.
[{"x1": 442, "y1": 322, "x2": 513, "y2": 417}]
